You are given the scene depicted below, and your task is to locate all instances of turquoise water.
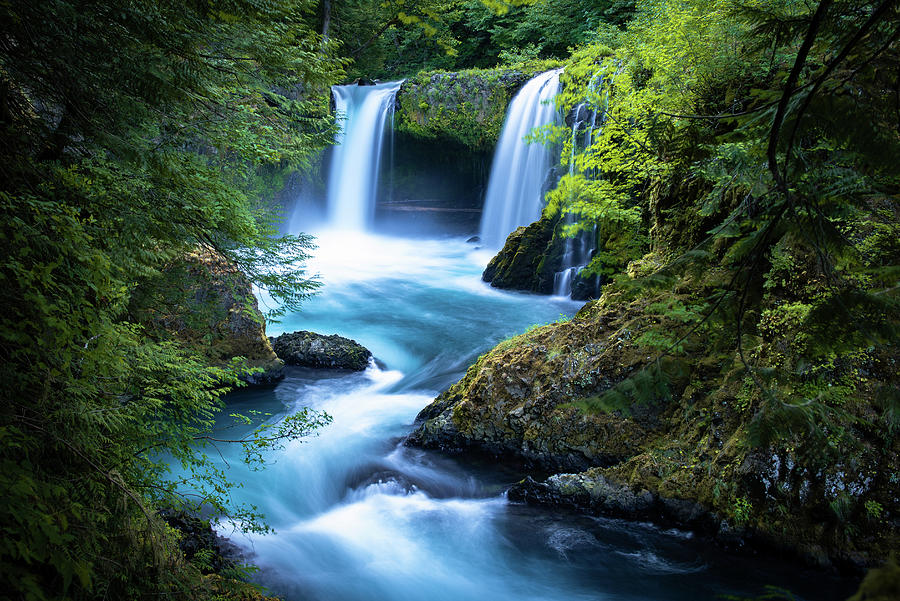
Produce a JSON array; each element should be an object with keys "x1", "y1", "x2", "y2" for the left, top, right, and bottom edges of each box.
[{"x1": 197, "y1": 229, "x2": 850, "y2": 601}]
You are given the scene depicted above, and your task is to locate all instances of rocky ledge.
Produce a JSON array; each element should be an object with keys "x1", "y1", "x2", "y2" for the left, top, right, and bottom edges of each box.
[
  {"x1": 407, "y1": 284, "x2": 898, "y2": 571},
  {"x1": 270, "y1": 331, "x2": 372, "y2": 371}
]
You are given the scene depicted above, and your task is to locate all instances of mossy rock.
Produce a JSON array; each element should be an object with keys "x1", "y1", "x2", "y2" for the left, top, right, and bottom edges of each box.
[
  {"x1": 395, "y1": 63, "x2": 561, "y2": 152},
  {"x1": 270, "y1": 331, "x2": 372, "y2": 371},
  {"x1": 482, "y1": 212, "x2": 566, "y2": 293},
  {"x1": 132, "y1": 247, "x2": 285, "y2": 386}
]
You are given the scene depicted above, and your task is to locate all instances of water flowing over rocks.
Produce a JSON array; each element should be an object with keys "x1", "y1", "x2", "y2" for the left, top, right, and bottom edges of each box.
[
  {"x1": 408, "y1": 287, "x2": 898, "y2": 570},
  {"x1": 270, "y1": 331, "x2": 372, "y2": 371}
]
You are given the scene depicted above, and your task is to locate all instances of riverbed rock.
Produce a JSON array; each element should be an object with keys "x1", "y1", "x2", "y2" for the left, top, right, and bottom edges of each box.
[
  {"x1": 270, "y1": 331, "x2": 372, "y2": 371},
  {"x1": 508, "y1": 471, "x2": 717, "y2": 532}
]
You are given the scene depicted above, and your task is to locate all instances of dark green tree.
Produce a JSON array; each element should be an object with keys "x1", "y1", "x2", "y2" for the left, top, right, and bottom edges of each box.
[{"x1": 0, "y1": 0, "x2": 344, "y2": 598}]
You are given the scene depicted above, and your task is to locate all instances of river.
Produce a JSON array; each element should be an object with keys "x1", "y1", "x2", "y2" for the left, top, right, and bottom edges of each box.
[{"x1": 196, "y1": 226, "x2": 850, "y2": 601}]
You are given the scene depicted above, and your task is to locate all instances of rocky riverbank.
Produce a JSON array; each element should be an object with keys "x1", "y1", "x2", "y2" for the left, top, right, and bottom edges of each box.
[{"x1": 407, "y1": 284, "x2": 899, "y2": 571}]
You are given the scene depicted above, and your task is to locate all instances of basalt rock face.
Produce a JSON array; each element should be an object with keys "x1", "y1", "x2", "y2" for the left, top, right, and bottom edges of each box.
[
  {"x1": 408, "y1": 286, "x2": 899, "y2": 569},
  {"x1": 270, "y1": 331, "x2": 372, "y2": 371}
]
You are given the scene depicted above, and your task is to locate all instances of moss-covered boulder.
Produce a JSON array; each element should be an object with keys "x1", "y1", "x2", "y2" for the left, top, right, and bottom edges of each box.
[
  {"x1": 481, "y1": 211, "x2": 603, "y2": 299},
  {"x1": 133, "y1": 248, "x2": 284, "y2": 386},
  {"x1": 270, "y1": 331, "x2": 372, "y2": 371},
  {"x1": 407, "y1": 297, "x2": 659, "y2": 470},
  {"x1": 482, "y1": 213, "x2": 565, "y2": 293}
]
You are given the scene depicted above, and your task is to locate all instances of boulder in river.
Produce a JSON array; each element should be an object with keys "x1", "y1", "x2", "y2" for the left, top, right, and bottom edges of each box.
[{"x1": 270, "y1": 331, "x2": 372, "y2": 371}]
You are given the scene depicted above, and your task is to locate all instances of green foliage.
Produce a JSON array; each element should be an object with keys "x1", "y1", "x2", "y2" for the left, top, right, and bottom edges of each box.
[
  {"x1": 865, "y1": 500, "x2": 885, "y2": 521},
  {"x1": 732, "y1": 496, "x2": 752, "y2": 525},
  {"x1": 338, "y1": 0, "x2": 635, "y2": 78},
  {"x1": 0, "y1": 0, "x2": 343, "y2": 597},
  {"x1": 556, "y1": 0, "x2": 900, "y2": 473},
  {"x1": 576, "y1": 359, "x2": 683, "y2": 415}
]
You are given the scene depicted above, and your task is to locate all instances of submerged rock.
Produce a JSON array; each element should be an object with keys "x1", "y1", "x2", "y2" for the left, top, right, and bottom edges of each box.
[{"x1": 270, "y1": 331, "x2": 372, "y2": 371}]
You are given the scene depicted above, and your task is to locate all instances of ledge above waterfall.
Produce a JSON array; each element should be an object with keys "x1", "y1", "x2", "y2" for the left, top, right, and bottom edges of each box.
[{"x1": 394, "y1": 62, "x2": 562, "y2": 152}]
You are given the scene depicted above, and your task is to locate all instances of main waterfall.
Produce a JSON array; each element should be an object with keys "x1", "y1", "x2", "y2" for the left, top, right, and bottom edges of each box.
[
  {"x1": 326, "y1": 81, "x2": 402, "y2": 230},
  {"x1": 479, "y1": 69, "x2": 562, "y2": 248}
]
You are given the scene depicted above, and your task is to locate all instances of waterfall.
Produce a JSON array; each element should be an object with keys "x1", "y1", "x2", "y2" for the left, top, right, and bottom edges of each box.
[
  {"x1": 479, "y1": 69, "x2": 563, "y2": 249},
  {"x1": 552, "y1": 64, "x2": 620, "y2": 298},
  {"x1": 326, "y1": 81, "x2": 402, "y2": 230}
]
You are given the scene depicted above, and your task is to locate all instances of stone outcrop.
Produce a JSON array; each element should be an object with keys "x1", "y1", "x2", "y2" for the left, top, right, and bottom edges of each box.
[
  {"x1": 407, "y1": 286, "x2": 899, "y2": 570},
  {"x1": 270, "y1": 331, "x2": 372, "y2": 371},
  {"x1": 481, "y1": 212, "x2": 603, "y2": 300},
  {"x1": 406, "y1": 297, "x2": 662, "y2": 470},
  {"x1": 135, "y1": 247, "x2": 285, "y2": 386},
  {"x1": 396, "y1": 68, "x2": 541, "y2": 152},
  {"x1": 481, "y1": 214, "x2": 563, "y2": 294}
]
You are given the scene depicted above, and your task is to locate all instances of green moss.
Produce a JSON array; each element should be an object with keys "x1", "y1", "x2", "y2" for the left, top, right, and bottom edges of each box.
[{"x1": 395, "y1": 63, "x2": 561, "y2": 151}]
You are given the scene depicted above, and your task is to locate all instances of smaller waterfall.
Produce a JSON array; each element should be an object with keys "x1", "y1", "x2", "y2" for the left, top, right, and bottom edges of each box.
[
  {"x1": 326, "y1": 81, "x2": 402, "y2": 231},
  {"x1": 552, "y1": 65, "x2": 620, "y2": 298},
  {"x1": 479, "y1": 69, "x2": 563, "y2": 249}
]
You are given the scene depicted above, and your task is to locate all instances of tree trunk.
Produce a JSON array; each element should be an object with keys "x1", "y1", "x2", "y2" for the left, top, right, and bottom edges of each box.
[{"x1": 321, "y1": 0, "x2": 332, "y2": 39}]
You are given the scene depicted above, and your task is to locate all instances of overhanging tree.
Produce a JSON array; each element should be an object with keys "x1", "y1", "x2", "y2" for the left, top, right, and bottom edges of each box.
[{"x1": 0, "y1": 0, "x2": 345, "y2": 598}]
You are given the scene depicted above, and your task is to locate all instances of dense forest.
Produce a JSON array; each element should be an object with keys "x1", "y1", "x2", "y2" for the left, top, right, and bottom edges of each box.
[{"x1": 1, "y1": 0, "x2": 898, "y2": 600}]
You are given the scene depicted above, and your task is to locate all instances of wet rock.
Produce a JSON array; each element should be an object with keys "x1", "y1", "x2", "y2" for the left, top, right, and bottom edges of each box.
[
  {"x1": 509, "y1": 469, "x2": 718, "y2": 535},
  {"x1": 270, "y1": 331, "x2": 372, "y2": 371},
  {"x1": 482, "y1": 214, "x2": 564, "y2": 293}
]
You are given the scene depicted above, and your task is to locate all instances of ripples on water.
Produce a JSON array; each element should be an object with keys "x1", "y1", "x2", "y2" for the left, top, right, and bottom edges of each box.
[{"x1": 186, "y1": 230, "x2": 851, "y2": 601}]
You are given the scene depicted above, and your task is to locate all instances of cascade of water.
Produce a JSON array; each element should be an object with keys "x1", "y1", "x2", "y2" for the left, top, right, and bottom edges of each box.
[
  {"x1": 479, "y1": 69, "x2": 563, "y2": 249},
  {"x1": 325, "y1": 81, "x2": 402, "y2": 231},
  {"x1": 551, "y1": 65, "x2": 621, "y2": 297}
]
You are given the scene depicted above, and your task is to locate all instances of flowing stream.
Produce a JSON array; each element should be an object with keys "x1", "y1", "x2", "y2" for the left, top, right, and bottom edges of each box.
[
  {"x1": 205, "y1": 229, "x2": 848, "y2": 601},
  {"x1": 187, "y1": 79, "x2": 850, "y2": 601}
]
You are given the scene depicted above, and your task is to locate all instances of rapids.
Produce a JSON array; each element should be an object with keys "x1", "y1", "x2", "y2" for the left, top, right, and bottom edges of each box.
[{"x1": 200, "y1": 230, "x2": 848, "y2": 601}]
